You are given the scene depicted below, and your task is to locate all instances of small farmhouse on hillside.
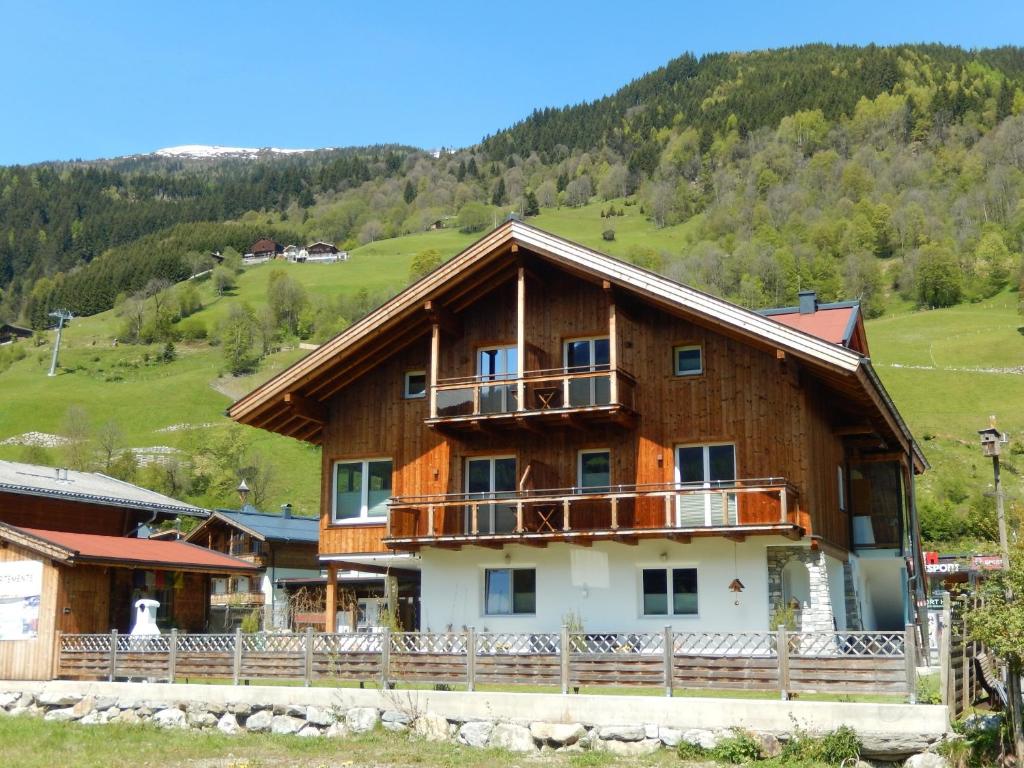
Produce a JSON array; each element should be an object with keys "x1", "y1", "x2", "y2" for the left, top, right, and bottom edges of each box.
[
  {"x1": 0, "y1": 460, "x2": 255, "y2": 680},
  {"x1": 249, "y1": 239, "x2": 284, "y2": 259},
  {"x1": 306, "y1": 241, "x2": 339, "y2": 256},
  {"x1": 0, "y1": 323, "x2": 33, "y2": 344},
  {"x1": 186, "y1": 504, "x2": 319, "y2": 630},
  {"x1": 229, "y1": 221, "x2": 927, "y2": 639}
]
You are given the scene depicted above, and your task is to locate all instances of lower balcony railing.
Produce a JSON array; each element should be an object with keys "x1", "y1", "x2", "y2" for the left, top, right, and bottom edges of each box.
[{"x1": 384, "y1": 479, "x2": 801, "y2": 548}]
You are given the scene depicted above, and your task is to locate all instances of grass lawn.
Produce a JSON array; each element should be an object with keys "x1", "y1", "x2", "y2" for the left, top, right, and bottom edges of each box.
[{"x1": 0, "y1": 716, "x2": 680, "y2": 768}]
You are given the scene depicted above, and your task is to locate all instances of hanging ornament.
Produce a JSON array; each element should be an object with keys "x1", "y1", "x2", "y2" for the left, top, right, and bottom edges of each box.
[{"x1": 730, "y1": 543, "x2": 745, "y2": 604}]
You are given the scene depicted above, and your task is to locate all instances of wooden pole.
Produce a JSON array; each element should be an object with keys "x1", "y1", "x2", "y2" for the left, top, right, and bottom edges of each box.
[
  {"x1": 429, "y1": 322, "x2": 440, "y2": 418},
  {"x1": 904, "y1": 624, "x2": 917, "y2": 704},
  {"x1": 168, "y1": 628, "x2": 178, "y2": 683},
  {"x1": 325, "y1": 563, "x2": 338, "y2": 633},
  {"x1": 560, "y1": 624, "x2": 570, "y2": 695},
  {"x1": 466, "y1": 627, "x2": 477, "y2": 692},
  {"x1": 108, "y1": 629, "x2": 117, "y2": 682},
  {"x1": 777, "y1": 628, "x2": 790, "y2": 700},
  {"x1": 608, "y1": 297, "x2": 618, "y2": 404},
  {"x1": 304, "y1": 626, "x2": 314, "y2": 687},
  {"x1": 380, "y1": 628, "x2": 391, "y2": 688},
  {"x1": 232, "y1": 628, "x2": 242, "y2": 686},
  {"x1": 516, "y1": 266, "x2": 525, "y2": 411},
  {"x1": 939, "y1": 592, "x2": 951, "y2": 707},
  {"x1": 663, "y1": 626, "x2": 674, "y2": 697}
]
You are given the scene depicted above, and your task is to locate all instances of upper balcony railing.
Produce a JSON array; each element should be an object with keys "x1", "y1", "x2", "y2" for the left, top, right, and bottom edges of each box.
[
  {"x1": 383, "y1": 479, "x2": 801, "y2": 549},
  {"x1": 427, "y1": 367, "x2": 637, "y2": 429}
]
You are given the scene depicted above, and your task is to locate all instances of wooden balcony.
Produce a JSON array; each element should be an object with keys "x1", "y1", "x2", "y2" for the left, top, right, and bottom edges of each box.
[
  {"x1": 209, "y1": 592, "x2": 265, "y2": 606},
  {"x1": 426, "y1": 367, "x2": 637, "y2": 432},
  {"x1": 383, "y1": 479, "x2": 802, "y2": 550}
]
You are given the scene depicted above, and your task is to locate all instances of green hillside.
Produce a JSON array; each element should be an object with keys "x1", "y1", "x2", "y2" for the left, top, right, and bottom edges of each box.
[{"x1": 0, "y1": 200, "x2": 1020, "y2": 550}]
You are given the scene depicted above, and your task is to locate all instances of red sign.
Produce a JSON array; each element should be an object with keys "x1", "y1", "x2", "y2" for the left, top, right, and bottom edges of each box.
[{"x1": 971, "y1": 555, "x2": 1005, "y2": 571}]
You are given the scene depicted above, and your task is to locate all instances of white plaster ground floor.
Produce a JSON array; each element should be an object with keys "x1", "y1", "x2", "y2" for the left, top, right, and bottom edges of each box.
[{"x1": 419, "y1": 537, "x2": 909, "y2": 633}]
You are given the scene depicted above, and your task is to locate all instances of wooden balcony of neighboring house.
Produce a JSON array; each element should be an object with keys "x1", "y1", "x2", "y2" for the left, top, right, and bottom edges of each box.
[
  {"x1": 425, "y1": 367, "x2": 638, "y2": 432},
  {"x1": 226, "y1": 549, "x2": 268, "y2": 567},
  {"x1": 383, "y1": 478, "x2": 802, "y2": 550},
  {"x1": 209, "y1": 591, "x2": 266, "y2": 606}
]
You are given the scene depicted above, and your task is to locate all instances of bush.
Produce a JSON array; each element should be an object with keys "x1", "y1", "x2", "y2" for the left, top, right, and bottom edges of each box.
[
  {"x1": 602, "y1": 228, "x2": 616, "y2": 241},
  {"x1": 780, "y1": 727, "x2": 861, "y2": 766},
  {"x1": 677, "y1": 740, "x2": 709, "y2": 760},
  {"x1": 178, "y1": 318, "x2": 207, "y2": 341},
  {"x1": 710, "y1": 732, "x2": 762, "y2": 764},
  {"x1": 916, "y1": 672, "x2": 942, "y2": 704},
  {"x1": 239, "y1": 609, "x2": 262, "y2": 634}
]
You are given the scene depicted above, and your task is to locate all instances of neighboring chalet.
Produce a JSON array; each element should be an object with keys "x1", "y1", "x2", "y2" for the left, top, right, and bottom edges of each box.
[
  {"x1": 249, "y1": 239, "x2": 284, "y2": 259},
  {"x1": 0, "y1": 461, "x2": 255, "y2": 679},
  {"x1": 283, "y1": 244, "x2": 302, "y2": 261},
  {"x1": 186, "y1": 504, "x2": 319, "y2": 630},
  {"x1": 229, "y1": 222, "x2": 927, "y2": 638},
  {"x1": 0, "y1": 323, "x2": 32, "y2": 345},
  {"x1": 306, "y1": 241, "x2": 340, "y2": 257}
]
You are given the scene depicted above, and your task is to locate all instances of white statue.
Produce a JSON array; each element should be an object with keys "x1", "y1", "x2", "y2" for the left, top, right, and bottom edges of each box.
[{"x1": 131, "y1": 598, "x2": 161, "y2": 636}]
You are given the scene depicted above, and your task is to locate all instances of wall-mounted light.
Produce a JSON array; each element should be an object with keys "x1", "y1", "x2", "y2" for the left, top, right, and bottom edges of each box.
[
  {"x1": 503, "y1": 552, "x2": 512, "y2": 565},
  {"x1": 656, "y1": 453, "x2": 664, "y2": 467},
  {"x1": 432, "y1": 468, "x2": 439, "y2": 480},
  {"x1": 659, "y1": 552, "x2": 668, "y2": 562}
]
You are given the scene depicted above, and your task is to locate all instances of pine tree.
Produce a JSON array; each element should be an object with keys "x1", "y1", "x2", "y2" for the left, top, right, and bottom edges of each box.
[
  {"x1": 492, "y1": 178, "x2": 507, "y2": 206},
  {"x1": 403, "y1": 179, "x2": 417, "y2": 204},
  {"x1": 524, "y1": 190, "x2": 540, "y2": 217}
]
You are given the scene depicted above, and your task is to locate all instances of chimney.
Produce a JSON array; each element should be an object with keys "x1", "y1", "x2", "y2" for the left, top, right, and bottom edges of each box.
[
  {"x1": 798, "y1": 290, "x2": 818, "y2": 315},
  {"x1": 281, "y1": 503, "x2": 292, "y2": 519}
]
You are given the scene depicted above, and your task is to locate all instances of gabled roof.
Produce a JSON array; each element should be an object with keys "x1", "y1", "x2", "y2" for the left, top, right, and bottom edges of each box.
[
  {"x1": 759, "y1": 300, "x2": 868, "y2": 354},
  {"x1": 250, "y1": 238, "x2": 283, "y2": 253},
  {"x1": 0, "y1": 460, "x2": 207, "y2": 518},
  {"x1": 0, "y1": 523, "x2": 257, "y2": 573},
  {"x1": 228, "y1": 221, "x2": 925, "y2": 470},
  {"x1": 186, "y1": 507, "x2": 318, "y2": 545},
  {"x1": 0, "y1": 323, "x2": 32, "y2": 337}
]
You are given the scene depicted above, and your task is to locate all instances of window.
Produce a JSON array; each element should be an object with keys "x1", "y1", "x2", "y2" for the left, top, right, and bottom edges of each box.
[
  {"x1": 212, "y1": 578, "x2": 228, "y2": 595},
  {"x1": 564, "y1": 337, "x2": 611, "y2": 406},
  {"x1": 642, "y1": 567, "x2": 698, "y2": 616},
  {"x1": 478, "y1": 346, "x2": 518, "y2": 413},
  {"x1": 674, "y1": 345, "x2": 703, "y2": 376},
  {"x1": 404, "y1": 371, "x2": 426, "y2": 399},
  {"x1": 837, "y1": 465, "x2": 847, "y2": 512},
  {"x1": 484, "y1": 568, "x2": 536, "y2": 615},
  {"x1": 578, "y1": 449, "x2": 610, "y2": 493},
  {"x1": 675, "y1": 444, "x2": 737, "y2": 526},
  {"x1": 333, "y1": 459, "x2": 393, "y2": 523},
  {"x1": 465, "y1": 456, "x2": 517, "y2": 534}
]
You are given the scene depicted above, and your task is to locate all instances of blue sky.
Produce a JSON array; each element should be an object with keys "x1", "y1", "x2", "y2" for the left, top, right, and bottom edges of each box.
[{"x1": 1, "y1": 0, "x2": 1022, "y2": 165}]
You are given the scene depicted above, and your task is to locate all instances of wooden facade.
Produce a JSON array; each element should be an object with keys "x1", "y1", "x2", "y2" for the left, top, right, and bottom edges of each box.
[{"x1": 230, "y1": 222, "x2": 926, "y2": 633}]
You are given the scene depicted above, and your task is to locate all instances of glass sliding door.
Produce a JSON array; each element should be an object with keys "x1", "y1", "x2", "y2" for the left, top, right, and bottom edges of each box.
[
  {"x1": 465, "y1": 456, "x2": 517, "y2": 534},
  {"x1": 478, "y1": 346, "x2": 518, "y2": 414},
  {"x1": 564, "y1": 337, "x2": 611, "y2": 406},
  {"x1": 675, "y1": 444, "x2": 737, "y2": 526}
]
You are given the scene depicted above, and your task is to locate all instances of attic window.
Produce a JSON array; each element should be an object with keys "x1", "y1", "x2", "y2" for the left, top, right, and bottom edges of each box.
[
  {"x1": 404, "y1": 371, "x2": 426, "y2": 399},
  {"x1": 673, "y1": 345, "x2": 703, "y2": 377}
]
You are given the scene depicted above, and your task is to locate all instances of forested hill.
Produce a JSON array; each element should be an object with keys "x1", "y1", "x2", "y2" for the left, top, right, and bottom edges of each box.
[
  {"x1": 4, "y1": 42, "x2": 1024, "y2": 327},
  {"x1": 483, "y1": 44, "x2": 1024, "y2": 157}
]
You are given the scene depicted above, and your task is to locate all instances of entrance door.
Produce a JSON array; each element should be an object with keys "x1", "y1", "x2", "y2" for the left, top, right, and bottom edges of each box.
[
  {"x1": 465, "y1": 456, "x2": 517, "y2": 534},
  {"x1": 675, "y1": 444, "x2": 737, "y2": 526},
  {"x1": 564, "y1": 338, "x2": 611, "y2": 406},
  {"x1": 478, "y1": 346, "x2": 518, "y2": 414}
]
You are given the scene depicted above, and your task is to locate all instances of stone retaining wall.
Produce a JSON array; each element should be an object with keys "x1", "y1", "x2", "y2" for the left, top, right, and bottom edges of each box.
[{"x1": 0, "y1": 680, "x2": 950, "y2": 761}]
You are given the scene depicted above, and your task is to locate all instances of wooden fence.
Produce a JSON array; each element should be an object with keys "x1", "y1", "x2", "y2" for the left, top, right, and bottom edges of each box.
[
  {"x1": 57, "y1": 626, "x2": 917, "y2": 701},
  {"x1": 938, "y1": 593, "x2": 982, "y2": 716}
]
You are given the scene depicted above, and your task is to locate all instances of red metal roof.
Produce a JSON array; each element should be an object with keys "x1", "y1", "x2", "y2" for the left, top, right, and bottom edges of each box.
[
  {"x1": 15, "y1": 527, "x2": 256, "y2": 572},
  {"x1": 765, "y1": 306, "x2": 857, "y2": 346}
]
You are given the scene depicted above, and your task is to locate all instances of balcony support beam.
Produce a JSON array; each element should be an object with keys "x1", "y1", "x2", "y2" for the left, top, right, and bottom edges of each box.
[
  {"x1": 429, "y1": 321, "x2": 440, "y2": 419},
  {"x1": 516, "y1": 265, "x2": 526, "y2": 412},
  {"x1": 607, "y1": 282, "x2": 619, "y2": 405}
]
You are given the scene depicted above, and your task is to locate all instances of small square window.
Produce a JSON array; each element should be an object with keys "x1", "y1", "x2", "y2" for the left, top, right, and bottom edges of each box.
[
  {"x1": 642, "y1": 567, "x2": 698, "y2": 616},
  {"x1": 484, "y1": 568, "x2": 536, "y2": 615},
  {"x1": 404, "y1": 371, "x2": 426, "y2": 399},
  {"x1": 674, "y1": 345, "x2": 703, "y2": 376}
]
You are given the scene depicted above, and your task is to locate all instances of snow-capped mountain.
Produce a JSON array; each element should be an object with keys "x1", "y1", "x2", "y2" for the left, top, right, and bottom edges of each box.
[{"x1": 153, "y1": 144, "x2": 319, "y2": 159}]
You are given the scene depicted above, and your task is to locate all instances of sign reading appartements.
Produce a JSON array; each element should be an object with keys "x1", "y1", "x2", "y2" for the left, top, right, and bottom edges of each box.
[{"x1": 0, "y1": 560, "x2": 42, "y2": 640}]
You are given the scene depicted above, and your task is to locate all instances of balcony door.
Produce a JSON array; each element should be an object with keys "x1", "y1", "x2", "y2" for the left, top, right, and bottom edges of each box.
[
  {"x1": 675, "y1": 444, "x2": 737, "y2": 527},
  {"x1": 465, "y1": 456, "x2": 517, "y2": 534},
  {"x1": 564, "y1": 337, "x2": 610, "y2": 406},
  {"x1": 478, "y1": 346, "x2": 518, "y2": 414}
]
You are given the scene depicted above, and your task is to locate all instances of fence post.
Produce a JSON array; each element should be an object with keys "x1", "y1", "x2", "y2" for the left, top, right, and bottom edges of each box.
[
  {"x1": 232, "y1": 628, "x2": 242, "y2": 686},
  {"x1": 939, "y1": 592, "x2": 951, "y2": 707},
  {"x1": 304, "y1": 627, "x2": 314, "y2": 687},
  {"x1": 467, "y1": 628, "x2": 476, "y2": 692},
  {"x1": 108, "y1": 629, "x2": 118, "y2": 682},
  {"x1": 380, "y1": 628, "x2": 391, "y2": 688},
  {"x1": 560, "y1": 624, "x2": 570, "y2": 695},
  {"x1": 905, "y1": 624, "x2": 918, "y2": 704},
  {"x1": 168, "y1": 629, "x2": 178, "y2": 683},
  {"x1": 777, "y1": 628, "x2": 790, "y2": 700},
  {"x1": 663, "y1": 626, "x2": 674, "y2": 697}
]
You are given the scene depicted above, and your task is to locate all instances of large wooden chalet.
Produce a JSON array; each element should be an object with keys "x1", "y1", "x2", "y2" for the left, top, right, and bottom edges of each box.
[{"x1": 229, "y1": 222, "x2": 927, "y2": 636}]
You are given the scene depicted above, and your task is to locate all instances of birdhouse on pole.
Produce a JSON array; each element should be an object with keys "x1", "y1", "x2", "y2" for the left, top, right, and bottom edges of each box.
[{"x1": 979, "y1": 426, "x2": 1006, "y2": 457}]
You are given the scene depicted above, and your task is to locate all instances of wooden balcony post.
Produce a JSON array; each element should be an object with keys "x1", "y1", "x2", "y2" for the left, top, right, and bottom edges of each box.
[
  {"x1": 721, "y1": 491, "x2": 729, "y2": 525},
  {"x1": 663, "y1": 494, "x2": 672, "y2": 527},
  {"x1": 563, "y1": 498, "x2": 571, "y2": 532},
  {"x1": 610, "y1": 496, "x2": 619, "y2": 530},
  {"x1": 427, "y1": 505, "x2": 435, "y2": 537},
  {"x1": 430, "y1": 322, "x2": 440, "y2": 418},
  {"x1": 780, "y1": 486, "x2": 788, "y2": 524},
  {"x1": 325, "y1": 563, "x2": 338, "y2": 633},
  {"x1": 516, "y1": 501, "x2": 524, "y2": 534},
  {"x1": 608, "y1": 293, "x2": 619, "y2": 404},
  {"x1": 517, "y1": 265, "x2": 526, "y2": 412},
  {"x1": 471, "y1": 503, "x2": 479, "y2": 536}
]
